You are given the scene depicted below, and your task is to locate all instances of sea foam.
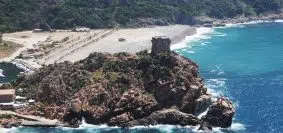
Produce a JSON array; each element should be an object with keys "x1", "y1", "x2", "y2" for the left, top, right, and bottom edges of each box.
[
  {"x1": 1, "y1": 127, "x2": 18, "y2": 133},
  {"x1": 0, "y1": 69, "x2": 5, "y2": 77},
  {"x1": 275, "y1": 19, "x2": 283, "y2": 23},
  {"x1": 219, "y1": 19, "x2": 283, "y2": 28},
  {"x1": 171, "y1": 27, "x2": 214, "y2": 50}
]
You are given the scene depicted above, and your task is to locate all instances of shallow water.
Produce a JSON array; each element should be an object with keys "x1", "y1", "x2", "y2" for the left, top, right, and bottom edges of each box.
[
  {"x1": 0, "y1": 63, "x2": 23, "y2": 83},
  {"x1": 2, "y1": 22, "x2": 283, "y2": 132}
]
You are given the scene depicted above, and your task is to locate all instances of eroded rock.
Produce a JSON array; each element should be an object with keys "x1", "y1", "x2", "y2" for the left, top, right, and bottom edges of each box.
[
  {"x1": 12, "y1": 50, "x2": 234, "y2": 128},
  {"x1": 201, "y1": 97, "x2": 235, "y2": 128},
  {"x1": 122, "y1": 109, "x2": 200, "y2": 127}
]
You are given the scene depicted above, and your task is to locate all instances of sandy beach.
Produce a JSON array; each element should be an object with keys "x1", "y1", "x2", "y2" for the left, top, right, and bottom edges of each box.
[
  {"x1": 55, "y1": 25, "x2": 196, "y2": 64},
  {"x1": 0, "y1": 25, "x2": 201, "y2": 68}
]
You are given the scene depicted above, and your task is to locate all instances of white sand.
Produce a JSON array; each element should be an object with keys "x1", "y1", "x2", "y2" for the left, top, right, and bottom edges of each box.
[
  {"x1": 58, "y1": 25, "x2": 196, "y2": 63},
  {"x1": 171, "y1": 27, "x2": 214, "y2": 50},
  {"x1": 0, "y1": 31, "x2": 85, "y2": 62}
]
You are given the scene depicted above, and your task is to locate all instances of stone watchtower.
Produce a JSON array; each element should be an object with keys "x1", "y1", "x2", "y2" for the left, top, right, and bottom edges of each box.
[{"x1": 151, "y1": 36, "x2": 171, "y2": 54}]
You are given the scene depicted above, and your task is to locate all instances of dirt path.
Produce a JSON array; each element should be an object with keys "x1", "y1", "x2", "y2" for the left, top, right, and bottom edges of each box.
[{"x1": 0, "y1": 110, "x2": 60, "y2": 126}]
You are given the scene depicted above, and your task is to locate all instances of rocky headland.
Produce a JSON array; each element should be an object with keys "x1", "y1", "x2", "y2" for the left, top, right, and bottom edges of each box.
[{"x1": 2, "y1": 37, "x2": 235, "y2": 131}]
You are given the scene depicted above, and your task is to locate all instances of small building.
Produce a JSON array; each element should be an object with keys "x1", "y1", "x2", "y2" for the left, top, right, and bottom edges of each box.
[
  {"x1": 15, "y1": 96, "x2": 27, "y2": 103},
  {"x1": 0, "y1": 89, "x2": 15, "y2": 103},
  {"x1": 33, "y1": 29, "x2": 43, "y2": 33},
  {"x1": 74, "y1": 27, "x2": 91, "y2": 32},
  {"x1": 0, "y1": 103, "x2": 14, "y2": 110}
]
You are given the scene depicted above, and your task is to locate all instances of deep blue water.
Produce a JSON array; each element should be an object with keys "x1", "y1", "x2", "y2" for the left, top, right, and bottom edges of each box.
[
  {"x1": 2, "y1": 22, "x2": 283, "y2": 133},
  {"x1": 176, "y1": 22, "x2": 283, "y2": 133}
]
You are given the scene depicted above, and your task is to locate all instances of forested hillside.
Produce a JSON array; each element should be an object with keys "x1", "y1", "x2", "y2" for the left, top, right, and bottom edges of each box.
[{"x1": 0, "y1": 0, "x2": 282, "y2": 32}]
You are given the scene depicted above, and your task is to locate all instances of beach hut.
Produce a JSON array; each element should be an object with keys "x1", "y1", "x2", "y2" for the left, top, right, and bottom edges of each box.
[
  {"x1": 33, "y1": 29, "x2": 43, "y2": 33},
  {"x1": 0, "y1": 89, "x2": 15, "y2": 103},
  {"x1": 74, "y1": 27, "x2": 91, "y2": 32}
]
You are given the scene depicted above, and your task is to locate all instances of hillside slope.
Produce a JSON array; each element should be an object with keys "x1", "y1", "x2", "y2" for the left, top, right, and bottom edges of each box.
[{"x1": 1, "y1": 0, "x2": 283, "y2": 32}]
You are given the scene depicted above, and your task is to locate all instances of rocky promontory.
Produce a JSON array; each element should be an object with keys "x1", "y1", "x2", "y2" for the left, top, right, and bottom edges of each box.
[{"x1": 6, "y1": 37, "x2": 235, "y2": 131}]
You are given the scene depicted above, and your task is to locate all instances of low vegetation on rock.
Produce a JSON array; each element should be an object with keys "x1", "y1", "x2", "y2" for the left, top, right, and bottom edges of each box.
[
  {"x1": 0, "y1": 41, "x2": 21, "y2": 59},
  {"x1": 11, "y1": 50, "x2": 234, "y2": 130}
]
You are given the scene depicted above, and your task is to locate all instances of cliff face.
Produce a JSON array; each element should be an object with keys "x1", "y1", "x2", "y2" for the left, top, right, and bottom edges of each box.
[
  {"x1": 14, "y1": 51, "x2": 210, "y2": 125},
  {"x1": 12, "y1": 50, "x2": 233, "y2": 129},
  {"x1": 13, "y1": 62, "x2": 93, "y2": 104}
]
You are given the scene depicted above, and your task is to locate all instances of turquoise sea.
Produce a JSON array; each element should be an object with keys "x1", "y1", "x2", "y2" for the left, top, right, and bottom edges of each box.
[
  {"x1": 0, "y1": 63, "x2": 23, "y2": 83},
  {"x1": 1, "y1": 22, "x2": 283, "y2": 132}
]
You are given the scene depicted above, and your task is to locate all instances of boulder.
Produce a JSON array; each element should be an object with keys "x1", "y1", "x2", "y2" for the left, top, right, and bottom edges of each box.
[
  {"x1": 108, "y1": 112, "x2": 133, "y2": 126},
  {"x1": 201, "y1": 97, "x2": 235, "y2": 128},
  {"x1": 198, "y1": 121, "x2": 212, "y2": 131},
  {"x1": 194, "y1": 94, "x2": 212, "y2": 115},
  {"x1": 69, "y1": 99, "x2": 82, "y2": 113},
  {"x1": 180, "y1": 86, "x2": 203, "y2": 114}
]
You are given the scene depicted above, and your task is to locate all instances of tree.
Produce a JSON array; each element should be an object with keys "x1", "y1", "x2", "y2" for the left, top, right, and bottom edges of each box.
[
  {"x1": 0, "y1": 32, "x2": 3, "y2": 43},
  {"x1": 1, "y1": 0, "x2": 283, "y2": 32}
]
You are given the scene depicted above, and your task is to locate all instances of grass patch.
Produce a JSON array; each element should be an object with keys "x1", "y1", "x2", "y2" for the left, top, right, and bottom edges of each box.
[
  {"x1": 42, "y1": 42, "x2": 58, "y2": 51},
  {"x1": 93, "y1": 71, "x2": 104, "y2": 82},
  {"x1": 0, "y1": 41, "x2": 21, "y2": 58},
  {"x1": 0, "y1": 114, "x2": 13, "y2": 119}
]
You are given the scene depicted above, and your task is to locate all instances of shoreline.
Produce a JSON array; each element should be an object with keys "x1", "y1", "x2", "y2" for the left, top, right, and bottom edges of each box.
[
  {"x1": 1, "y1": 120, "x2": 245, "y2": 132},
  {"x1": 170, "y1": 14, "x2": 283, "y2": 50},
  {"x1": 170, "y1": 27, "x2": 213, "y2": 50},
  {"x1": 197, "y1": 13, "x2": 283, "y2": 27},
  {"x1": 1, "y1": 17, "x2": 282, "y2": 74},
  {"x1": 0, "y1": 25, "x2": 197, "y2": 68}
]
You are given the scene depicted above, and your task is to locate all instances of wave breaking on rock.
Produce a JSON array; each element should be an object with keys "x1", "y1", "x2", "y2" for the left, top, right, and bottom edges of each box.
[{"x1": 0, "y1": 69, "x2": 5, "y2": 78}]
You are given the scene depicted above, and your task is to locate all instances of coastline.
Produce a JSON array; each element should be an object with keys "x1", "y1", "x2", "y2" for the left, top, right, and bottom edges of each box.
[
  {"x1": 1, "y1": 16, "x2": 281, "y2": 74},
  {"x1": 3, "y1": 12, "x2": 283, "y2": 70},
  {"x1": 171, "y1": 13, "x2": 283, "y2": 50},
  {"x1": 2, "y1": 12, "x2": 283, "y2": 66},
  {"x1": 2, "y1": 15, "x2": 283, "y2": 133},
  {"x1": 198, "y1": 13, "x2": 283, "y2": 27},
  {"x1": 170, "y1": 27, "x2": 213, "y2": 50}
]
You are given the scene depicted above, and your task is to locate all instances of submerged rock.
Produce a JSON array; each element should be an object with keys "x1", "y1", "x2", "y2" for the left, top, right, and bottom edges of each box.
[
  {"x1": 121, "y1": 109, "x2": 200, "y2": 127},
  {"x1": 198, "y1": 121, "x2": 213, "y2": 131}
]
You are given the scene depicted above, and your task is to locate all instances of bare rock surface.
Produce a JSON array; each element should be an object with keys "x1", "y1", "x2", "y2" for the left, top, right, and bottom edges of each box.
[
  {"x1": 201, "y1": 97, "x2": 235, "y2": 128},
  {"x1": 10, "y1": 50, "x2": 234, "y2": 129}
]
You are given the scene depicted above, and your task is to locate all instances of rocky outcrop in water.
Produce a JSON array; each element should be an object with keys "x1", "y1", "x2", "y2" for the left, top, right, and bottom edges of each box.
[
  {"x1": 201, "y1": 97, "x2": 235, "y2": 128},
  {"x1": 10, "y1": 47, "x2": 235, "y2": 130}
]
